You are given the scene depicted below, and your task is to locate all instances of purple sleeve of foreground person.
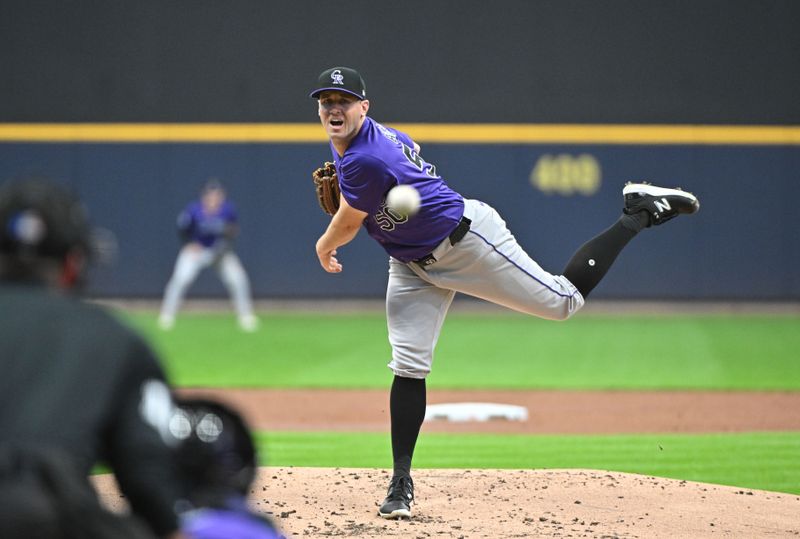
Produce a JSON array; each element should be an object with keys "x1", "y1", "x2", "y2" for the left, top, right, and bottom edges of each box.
[{"x1": 182, "y1": 507, "x2": 283, "y2": 539}]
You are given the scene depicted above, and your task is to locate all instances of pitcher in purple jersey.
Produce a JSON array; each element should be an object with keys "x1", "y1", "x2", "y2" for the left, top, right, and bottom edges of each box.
[
  {"x1": 158, "y1": 180, "x2": 259, "y2": 332},
  {"x1": 310, "y1": 66, "x2": 700, "y2": 520}
]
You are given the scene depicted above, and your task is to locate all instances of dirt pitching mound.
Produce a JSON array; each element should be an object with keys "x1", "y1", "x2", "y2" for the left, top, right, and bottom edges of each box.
[{"x1": 94, "y1": 467, "x2": 800, "y2": 538}]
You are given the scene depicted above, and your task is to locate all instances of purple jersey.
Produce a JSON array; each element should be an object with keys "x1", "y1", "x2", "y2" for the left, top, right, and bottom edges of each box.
[
  {"x1": 182, "y1": 507, "x2": 282, "y2": 539},
  {"x1": 332, "y1": 117, "x2": 464, "y2": 262},
  {"x1": 177, "y1": 200, "x2": 238, "y2": 248}
]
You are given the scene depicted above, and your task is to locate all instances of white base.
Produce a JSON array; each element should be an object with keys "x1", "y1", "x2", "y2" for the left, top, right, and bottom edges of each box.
[{"x1": 424, "y1": 402, "x2": 529, "y2": 422}]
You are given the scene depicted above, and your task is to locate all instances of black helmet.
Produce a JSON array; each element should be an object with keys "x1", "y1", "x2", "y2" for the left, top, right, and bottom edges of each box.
[
  {"x1": 169, "y1": 398, "x2": 257, "y2": 504},
  {"x1": 0, "y1": 178, "x2": 91, "y2": 261},
  {"x1": 201, "y1": 178, "x2": 225, "y2": 195}
]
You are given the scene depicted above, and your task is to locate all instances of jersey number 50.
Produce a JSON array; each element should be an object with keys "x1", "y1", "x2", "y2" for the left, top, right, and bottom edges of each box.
[{"x1": 374, "y1": 202, "x2": 408, "y2": 231}]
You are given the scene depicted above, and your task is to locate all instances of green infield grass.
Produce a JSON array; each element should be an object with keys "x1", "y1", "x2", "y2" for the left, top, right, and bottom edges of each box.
[
  {"x1": 255, "y1": 431, "x2": 800, "y2": 495},
  {"x1": 105, "y1": 309, "x2": 800, "y2": 497},
  {"x1": 121, "y1": 311, "x2": 800, "y2": 390}
]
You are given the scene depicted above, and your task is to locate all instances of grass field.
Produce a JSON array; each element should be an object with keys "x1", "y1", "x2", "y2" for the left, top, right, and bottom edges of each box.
[
  {"x1": 119, "y1": 309, "x2": 800, "y2": 495},
  {"x1": 258, "y1": 431, "x2": 800, "y2": 495},
  {"x1": 123, "y1": 311, "x2": 800, "y2": 390}
]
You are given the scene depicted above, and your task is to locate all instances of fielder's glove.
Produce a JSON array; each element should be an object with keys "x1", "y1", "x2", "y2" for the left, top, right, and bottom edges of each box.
[
  {"x1": 312, "y1": 162, "x2": 340, "y2": 216},
  {"x1": 208, "y1": 238, "x2": 232, "y2": 265}
]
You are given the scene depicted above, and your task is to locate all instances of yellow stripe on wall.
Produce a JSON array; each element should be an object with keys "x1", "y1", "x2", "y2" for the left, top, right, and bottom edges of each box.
[
  {"x1": 0, "y1": 123, "x2": 799, "y2": 145},
  {"x1": 396, "y1": 124, "x2": 800, "y2": 145},
  {"x1": 0, "y1": 124, "x2": 324, "y2": 143}
]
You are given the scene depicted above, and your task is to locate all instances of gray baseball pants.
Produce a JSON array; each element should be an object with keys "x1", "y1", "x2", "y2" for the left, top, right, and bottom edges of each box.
[{"x1": 387, "y1": 198, "x2": 584, "y2": 378}]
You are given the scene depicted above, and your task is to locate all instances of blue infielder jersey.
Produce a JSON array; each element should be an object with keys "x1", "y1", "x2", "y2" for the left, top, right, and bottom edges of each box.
[
  {"x1": 332, "y1": 117, "x2": 464, "y2": 262},
  {"x1": 177, "y1": 200, "x2": 237, "y2": 248}
]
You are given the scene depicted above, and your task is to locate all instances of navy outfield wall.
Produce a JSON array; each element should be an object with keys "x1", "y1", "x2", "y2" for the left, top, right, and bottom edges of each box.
[
  {"x1": 0, "y1": 137, "x2": 797, "y2": 300},
  {"x1": 3, "y1": 0, "x2": 799, "y2": 300}
]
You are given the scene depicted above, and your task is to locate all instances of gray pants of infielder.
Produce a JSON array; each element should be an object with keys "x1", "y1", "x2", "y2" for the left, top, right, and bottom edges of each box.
[
  {"x1": 387, "y1": 198, "x2": 585, "y2": 378},
  {"x1": 159, "y1": 245, "x2": 256, "y2": 327}
]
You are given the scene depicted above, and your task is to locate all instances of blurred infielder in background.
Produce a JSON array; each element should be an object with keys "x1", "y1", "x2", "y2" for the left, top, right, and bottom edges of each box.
[
  {"x1": 159, "y1": 180, "x2": 258, "y2": 332},
  {"x1": 309, "y1": 67, "x2": 700, "y2": 519}
]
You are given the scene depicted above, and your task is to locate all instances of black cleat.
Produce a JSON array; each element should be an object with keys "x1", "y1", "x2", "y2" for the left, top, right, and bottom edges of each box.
[
  {"x1": 378, "y1": 475, "x2": 414, "y2": 519},
  {"x1": 623, "y1": 182, "x2": 700, "y2": 226}
]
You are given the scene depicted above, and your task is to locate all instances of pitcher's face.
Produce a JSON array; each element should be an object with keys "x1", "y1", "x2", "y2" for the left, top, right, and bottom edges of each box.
[{"x1": 318, "y1": 90, "x2": 369, "y2": 146}]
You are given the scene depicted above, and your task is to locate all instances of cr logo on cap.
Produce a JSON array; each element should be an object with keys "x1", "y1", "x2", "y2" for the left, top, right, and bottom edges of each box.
[{"x1": 331, "y1": 69, "x2": 344, "y2": 85}]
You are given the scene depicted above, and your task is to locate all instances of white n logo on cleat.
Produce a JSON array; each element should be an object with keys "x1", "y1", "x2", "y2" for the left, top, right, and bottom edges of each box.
[{"x1": 653, "y1": 198, "x2": 671, "y2": 212}]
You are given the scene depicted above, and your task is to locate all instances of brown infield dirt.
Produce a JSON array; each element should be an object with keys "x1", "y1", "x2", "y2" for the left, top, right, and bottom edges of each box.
[{"x1": 95, "y1": 388, "x2": 800, "y2": 538}]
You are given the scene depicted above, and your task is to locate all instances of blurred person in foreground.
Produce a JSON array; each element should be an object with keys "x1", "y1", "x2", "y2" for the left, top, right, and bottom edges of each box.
[
  {"x1": 0, "y1": 178, "x2": 187, "y2": 539},
  {"x1": 158, "y1": 179, "x2": 258, "y2": 332},
  {"x1": 170, "y1": 397, "x2": 283, "y2": 539}
]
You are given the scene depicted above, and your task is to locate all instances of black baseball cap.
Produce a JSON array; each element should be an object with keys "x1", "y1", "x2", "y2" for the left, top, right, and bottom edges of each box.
[
  {"x1": 202, "y1": 178, "x2": 225, "y2": 194},
  {"x1": 0, "y1": 178, "x2": 116, "y2": 265},
  {"x1": 0, "y1": 178, "x2": 91, "y2": 260},
  {"x1": 170, "y1": 397, "x2": 258, "y2": 499},
  {"x1": 309, "y1": 67, "x2": 367, "y2": 100}
]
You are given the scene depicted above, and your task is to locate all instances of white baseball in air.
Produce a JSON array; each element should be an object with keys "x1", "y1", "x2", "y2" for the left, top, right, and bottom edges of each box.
[{"x1": 386, "y1": 184, "x2": 421, "y2": 216}]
